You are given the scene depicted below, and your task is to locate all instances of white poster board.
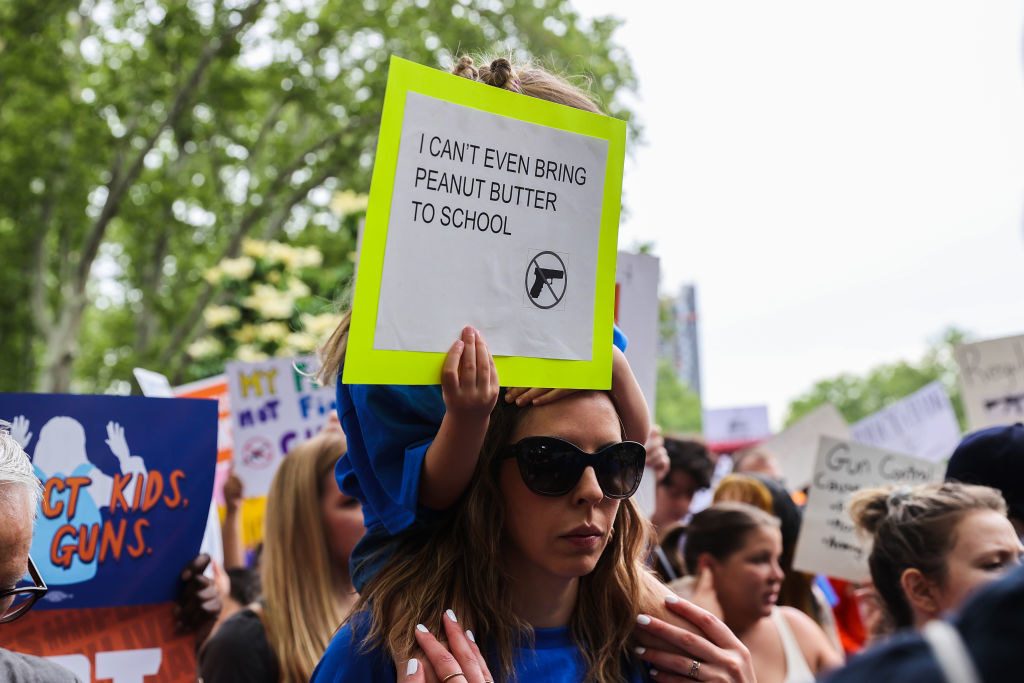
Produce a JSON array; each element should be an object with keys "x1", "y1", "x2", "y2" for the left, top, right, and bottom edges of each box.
[
  {"x1": 955, "y1": 333, "x2": 1024, "y2": 431},
  {"x1": 373, "y1": 91, "x2": 609, "y2": 361},
  {"x1": 226, "y1": 356, "x2": 336, "y2": 497},
  {"x1": 614, "y1": 251, "x2": 661, "y2": 517},
  {"x1": 851, "y1": 381, "x2": 961, "y2": 463},
  {"x1": 133, "y1": 367, "x2": 174, "y2": 398},
  {"x1": 793, "y1": 437, "x2": 941, "y2": 582},
  {"x1": 762, "y1": 404, "x2": 850, "y2": 491},
  {"x1": 702, "y1": 405, "x2": 771, "y2": 444}
]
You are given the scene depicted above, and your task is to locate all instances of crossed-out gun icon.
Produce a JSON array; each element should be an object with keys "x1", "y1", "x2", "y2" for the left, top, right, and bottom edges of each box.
[{"x1": 530, "y1": 265, "x2": 564, "y2": 299}]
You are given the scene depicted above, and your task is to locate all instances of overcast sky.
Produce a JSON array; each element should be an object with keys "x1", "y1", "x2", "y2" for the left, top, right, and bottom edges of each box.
[{"x1": 579, "y1": 0, "x2": 1024, "y2": 426}]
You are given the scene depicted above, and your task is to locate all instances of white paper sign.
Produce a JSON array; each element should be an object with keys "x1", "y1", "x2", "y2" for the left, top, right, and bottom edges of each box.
[
  {"x1": 226, "y1": 356, "x2": 337, "y2": 497},
  {"x1": 702, "y1": 405, "x2": 772, "y2": 444},
  {"x1": 133, "y1": 367, "x2": 174, "y2": 397},
  {"x1": 851, "y1": 381, "x2": 961, "y2": 462},
  {"x1": 615, "y1": 251, "x2": 660, "y2": 416},
  {"x1": 762, "y1": 404, "x2": 851, "y2": 491},
  {"x1": 955, "y1": 333, "x2": 1024, "y2": 431},
  {"x1": 793, "y1": 437, "x2": 941, "y2": 582},
  {"x1": 374, "y1": 91, "x2": 609, "y2": 361}
]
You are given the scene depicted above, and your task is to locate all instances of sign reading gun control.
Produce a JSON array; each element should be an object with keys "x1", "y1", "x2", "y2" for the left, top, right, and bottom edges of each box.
[{"x1": 344, "y1": 57, "x2": 626, "y2": 388}]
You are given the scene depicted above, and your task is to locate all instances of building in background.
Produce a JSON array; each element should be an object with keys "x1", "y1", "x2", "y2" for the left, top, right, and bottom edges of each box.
[{"x1": 661, "y1": 284, "x2": 702, "y2": 399}]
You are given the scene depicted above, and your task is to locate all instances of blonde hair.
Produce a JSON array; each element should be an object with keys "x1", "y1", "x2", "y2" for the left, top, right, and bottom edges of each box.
[
  {"x1": 849, "y1": 481, "x2": 1008, "y2": 629},
  {"x1": 713, "y1": 474, "x2": 774, "y2": 513},
  {"x1": 261, "y1": 429, "x2": 348, "y2": 682},
  {"x1": 316, "y1": 55, "x2": 603, "y2": 386},
  {"x1": 350, "y1": 391, "x2": 658, "y2": 682}
]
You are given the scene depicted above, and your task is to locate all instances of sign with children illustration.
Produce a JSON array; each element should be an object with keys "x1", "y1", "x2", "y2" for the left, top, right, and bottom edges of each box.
[
  {"x1": 345, "y1": 57, "x2": 626, "y2": 388},
  {"x1": 0, "y1": 392, "x2": 217, "y2": 682},
  {"x1": 227, "y1": 355, "x2": 336, "y2": 497}
]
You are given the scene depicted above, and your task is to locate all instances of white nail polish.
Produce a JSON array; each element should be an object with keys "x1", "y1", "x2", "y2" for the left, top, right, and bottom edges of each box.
[
  {"x1": 416, "y1": 624, "x2": 429, "y2": 633},
  {"x1": 466, "y1": 630, "x2": 475, "y2": 643},
  {"x1": 445, "y1": 609, "x2": 458, "y2": 623},
  {"x1": 634, "y1": 646, "x2": 646, "y2": 655},
  {"x1": 636, "y1": 614, "x2": 651, "y2": 625},
  {"x1": 664, "y1": 593, "x2": 680, "y2": 604},
  {"x1": 406, "y1": 658, "x2": 419, "y2": 676}
]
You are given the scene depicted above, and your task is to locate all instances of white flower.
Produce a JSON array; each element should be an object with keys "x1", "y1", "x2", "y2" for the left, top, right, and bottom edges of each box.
[
  {"x1": 266, "y1": 241, "x2": 299, "y2": 269},
  {"x1": 286, "y1": 277, "x2": 311, "y2": 298},
  {"x1": 236, "y1": 344, "x2": 269, "y2": 362},
  {"x1": 231, "y1": 324, "x2": 257, "y2": 344},
  {"x1": 256, "y1": 321, "x2": 290, "y2": 342},
  {"x1": 187, "y1": 336, "x2": 224, "y2": 358},
  {"x1": 241, "y1": 238, "x2": 269, "y2": 259},
  {"x1": 219, "y1": 256, "x2": 255, "y2": 280},
  {"x1": 203, "y1": 266, "x2": 222, "y2": 284},
  {"x1": 242, "y1": 284, "x2": 294, "y2": 319},
  {"x1": 329, "y1": 190, "x2": 369, "y2": 215},
  {"x1": 300, "y1": 312, "x2": 343, "y2": 337},
  {"x1": 203, "y1": 305, "x2": 241, "y2": 328},
  {"x1": 285, "y1": 331, "x2": 319, "y2": 352},
  {"x1": 295, "y1": 245, "x2": 323, "y2": 268}
]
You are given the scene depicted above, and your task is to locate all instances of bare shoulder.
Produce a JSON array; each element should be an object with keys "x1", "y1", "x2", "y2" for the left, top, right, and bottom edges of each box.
[{"x1": 778, "y1": 606, "x2": 844, "y2": 671}]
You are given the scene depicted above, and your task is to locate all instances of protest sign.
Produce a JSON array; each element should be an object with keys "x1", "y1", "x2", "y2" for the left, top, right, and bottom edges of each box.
[
  {"x1": 702, "y1": 405, "x2": 771, "y2": 444},
  {"x1": 1, "y1": 393, "x2": 216, "y2": 682},
  {"x1": 227, "y1": 355, "x2": 336, "y2": 498},
  {"x1": 762, "y1": 404, "x2": 850, "y2": 491},
  {"x1": 614, "y1": 251, "x2": 660, "y2": 516},
  {"x1": 851, "y1": 381, "x2": 961, "y2": 462},
  {"x1": 132, "y1": 367, "x2": 174, "y2": 398},
  {"x1": 793, "y1": 437, "x2": 941, "y2": 582},
  {"x1": 344, "y1": 57, "x2": 626, "y2": 388},
  {"x1": 955, "y1": 333, "x2": 1024, "y2": 431}
]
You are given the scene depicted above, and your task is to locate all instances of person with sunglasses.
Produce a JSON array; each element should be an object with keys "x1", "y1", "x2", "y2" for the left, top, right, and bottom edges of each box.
[
  {"x1": 312, "y1": 390, "x2": 756, "y2": 682},
  {"x1": 0, "y1": 424, "x2": 77, "y2": 681}
]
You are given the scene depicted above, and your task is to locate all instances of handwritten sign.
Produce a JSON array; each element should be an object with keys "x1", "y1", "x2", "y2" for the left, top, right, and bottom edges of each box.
[
  {"x1": 344, "y1": 57, "x2": 626, "y2": 388},
  {"x1": 793, "y1": 437, "x2": 941, "y2": 582},
  {"x1": 762, "y1": 404, "x2": 850, "y2": 491},
  {"x1": 0, "y1": 393, "x2": 216, "y2": 682},
  {"x1": 227, "y1": 355, "x2": 336, "y2": 497},
  {"x1": 851, "y1": 381, "x2": 961, "y2": 462},
  {"x1": 955, "y1": 333, "x2": 1024, "y2": 431},
  {"x1": 702, "y1": 405, "x2": 771, "y2": 444}
]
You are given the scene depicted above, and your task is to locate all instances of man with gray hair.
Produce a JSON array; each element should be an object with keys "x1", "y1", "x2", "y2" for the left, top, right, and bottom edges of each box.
[{"x1": 1, "y1": 422, "x2": 77, "y2": 681}]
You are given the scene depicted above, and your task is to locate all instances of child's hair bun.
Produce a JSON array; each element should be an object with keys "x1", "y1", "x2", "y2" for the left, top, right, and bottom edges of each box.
[
  {"x1": 453, "y1": 55, "x2": 479, "y2": 81},
  {"x1": 486, "y1": 58, "x2": 514, "y2": 88}
]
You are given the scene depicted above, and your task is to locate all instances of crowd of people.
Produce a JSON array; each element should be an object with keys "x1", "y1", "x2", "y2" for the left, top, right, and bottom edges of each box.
[{"x1": 1, "y1": 53, "x2": 1023, "y2": 683}]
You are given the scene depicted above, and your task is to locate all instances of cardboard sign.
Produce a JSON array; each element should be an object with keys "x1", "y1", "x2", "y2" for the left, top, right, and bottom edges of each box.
[
  {"x1": 851, "y1": 381, "x2": 962, "y2": 462},
  {"x1": 955, "y1": 333, "x2": 1024, "y2": 431},
  {"x1": 793, "y1": 437, "x2": 941, "y2": 582},
  {"x1": 132, "y1": 367, "x2": 174, "y2": 398},
  {"x1": 762, "y1": 404, "x2": 851, "y2": 491},
  {"x1": 0, "y1": 393, "x2": 216, "y2": 682},
  {"x1": 226, "y1": 356, "x2": 336, "y2": 497},
  {"x1": 344, "y1": 57, "x2": 626, "y2": 388},
  {"x1": 702, "y1": 405, "x2": 771, "y2": 444}
]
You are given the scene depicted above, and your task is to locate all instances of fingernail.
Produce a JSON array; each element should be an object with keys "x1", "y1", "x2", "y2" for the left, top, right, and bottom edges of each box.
[
  {"x1": 416, "y1": 624, "x2": 429, "y2": 633},
  {"x1": 636, "y1": 614, "x2": 651, "y2": 625},
  {"x1": 650, "y1": 669, "x2": 659, "y2": 678},
  {"x1": 665, "y1": 593, "x2": 679, "y2": 604},
  {"x1": 466, "y1": 629, "x2": 475, "y2": 643},
  {"x1": 406, "y1": 658, "x2": 418, "y2": 676},
  {"x1": 445, "y1": 609, "x2": 458, "y2": 623},
  {"x1": 634, "y1": 646, "x2": 646, "y2": 655}
]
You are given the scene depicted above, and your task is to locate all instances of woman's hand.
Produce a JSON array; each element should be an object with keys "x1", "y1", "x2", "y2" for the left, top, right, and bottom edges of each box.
[
  {"x1": 402, "y1": 610, "x2": 495, "y2": 683},
  {"x1": 635, "y1": 594, "x2": 755, "y2": 683}
]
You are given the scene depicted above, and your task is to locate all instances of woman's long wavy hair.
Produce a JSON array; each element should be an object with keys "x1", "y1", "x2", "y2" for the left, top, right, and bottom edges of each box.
[
  {"x1": 348, "y1": 391, "x2": 657, "y2": 682},
  {"x1": 261, "y1": 429, "x2": 348, "y2": 682}
]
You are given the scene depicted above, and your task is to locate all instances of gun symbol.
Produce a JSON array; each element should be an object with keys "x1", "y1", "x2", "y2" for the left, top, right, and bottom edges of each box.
[{"x1": 530, "y1": 266, "x2": 564, "y2": 299}]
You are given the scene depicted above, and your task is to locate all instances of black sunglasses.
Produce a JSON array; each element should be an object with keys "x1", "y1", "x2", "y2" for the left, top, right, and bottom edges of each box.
[
  {"x1": 500, "y1": 436, "x2": 646, "y2": 499},
  {"x1": 0, "y1": 555, "x2": 47, "y2": 623}
]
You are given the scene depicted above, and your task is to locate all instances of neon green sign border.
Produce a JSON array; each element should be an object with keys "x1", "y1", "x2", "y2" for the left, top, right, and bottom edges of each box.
[{"x1": 343, "y1": 56, "x2": 626, "y2": 388}]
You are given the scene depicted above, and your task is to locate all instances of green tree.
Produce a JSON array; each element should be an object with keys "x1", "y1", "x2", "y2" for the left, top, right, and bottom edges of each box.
[
  {"x1": 654, "y1": 357, "x2": 702, "y2": 434},
  {"x1": 0, "y1": 0, "x2": 638, "y2": 393},
  {"x1": 784, "y1": 327, "x2": 969, "y2": 429}
]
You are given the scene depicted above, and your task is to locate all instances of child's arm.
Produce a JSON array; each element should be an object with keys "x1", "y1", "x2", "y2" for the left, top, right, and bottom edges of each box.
[
  {"x1": 419, "y1": 326, "x2": 499, "y2": 510},
  {"x1": 503, "y1": 346, "x2": 651, "y2": 444}
]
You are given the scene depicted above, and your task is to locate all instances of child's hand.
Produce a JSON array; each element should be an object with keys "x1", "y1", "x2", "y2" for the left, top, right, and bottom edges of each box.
[
  {"x1": 441, "y1": 326, "x2": 499, "y2": 420},
  {"x1": 504, "y1": 387, "x2": 579, "y2": 406}
]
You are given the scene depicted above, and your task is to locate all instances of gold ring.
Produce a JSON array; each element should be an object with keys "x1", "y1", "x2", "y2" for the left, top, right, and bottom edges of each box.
[
  {"x1": 441, "y1": 673, "x2": 466, "y2": 682},
  {"x1": 687, "y1": 658, "x2": 702, "y2": 680}
]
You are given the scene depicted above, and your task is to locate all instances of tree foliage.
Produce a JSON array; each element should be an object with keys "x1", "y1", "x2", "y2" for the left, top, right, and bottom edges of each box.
[
  {"x1": 784, "y1": 327, "x2": 970, "y2": 429},
  {"x1": 0, "y1": 0, "x2": 638, "y2": 393},
  {"x1": 654, "y1": 357, "x2": 702, "y2": 434}
]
